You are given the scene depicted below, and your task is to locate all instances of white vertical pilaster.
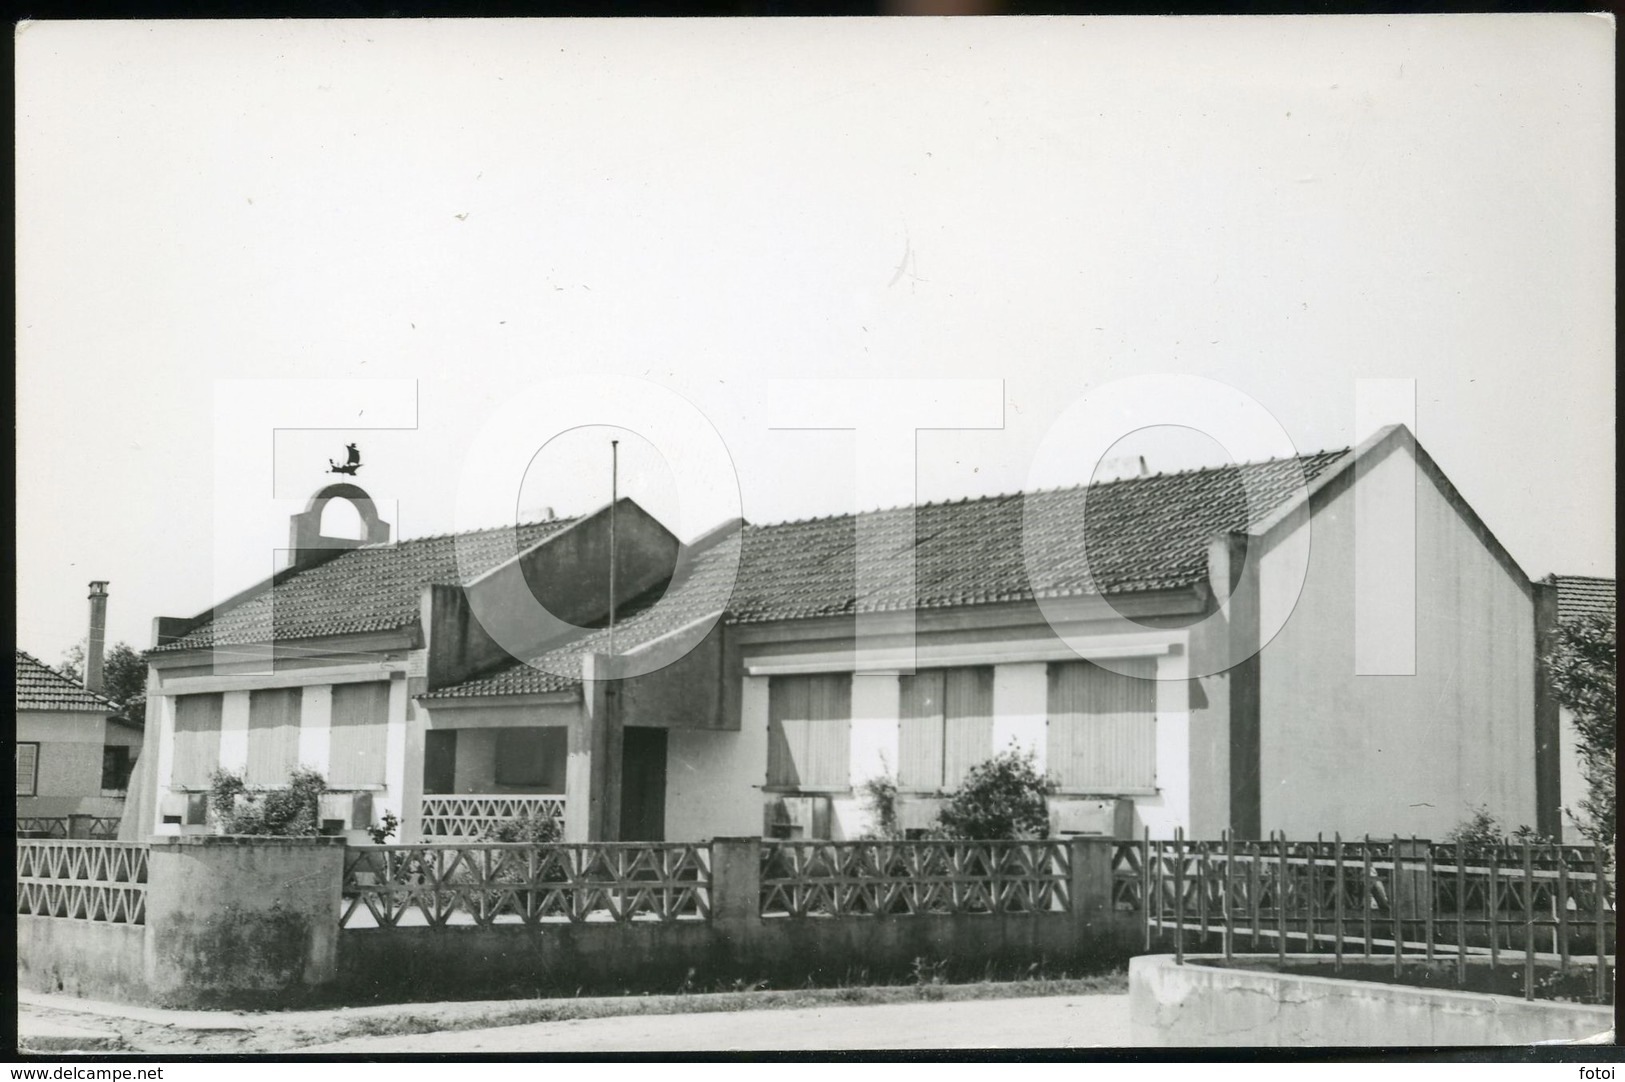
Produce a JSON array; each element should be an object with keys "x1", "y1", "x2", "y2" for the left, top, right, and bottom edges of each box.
[
  {"x1": 849, "y1": 673, "x2": 900, "y2": 784},
  {"x1": 840, "y1": 673, "x2": 901, "y2": 840},
  {"x1": 1135, "y1": 646, "x2": 1191, "y2": 840},
  {"x1": 152, "y1": 694, "x2": 178, "y2": 835},
  {"x1": 298, "y1": 685, "x2": 332, "y2": 776},
  {"x1": 992, "y1": 662, "x2": 1048, "y2": 770},
  {"x1": 218, "y1": 691, "x2": 251, "y2": 774},
  {"x1": 383, "y1": 675, "x2": 410, "y2": 821},
  {"x1": 741, "y1": 675, "x2": 770, "y2": 768}
]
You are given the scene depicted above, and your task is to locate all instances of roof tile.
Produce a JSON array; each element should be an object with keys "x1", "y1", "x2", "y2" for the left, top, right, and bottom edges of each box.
[
  {"x1": 153, "y1": 517, "x2": 580, "y2": 653},
  {"x1": 1548, "y1": 575, "x2": 1615, "y2": 625},
  {"x1": 425, "y1": 449, "x2": 1350, "y2": 699},
  {"x1": 15, "y1": 650, "x2": 117, "y2": 712}
]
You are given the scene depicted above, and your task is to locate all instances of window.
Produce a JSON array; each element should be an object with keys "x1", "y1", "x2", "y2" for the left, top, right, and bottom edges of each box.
[
  {"x1": 1046, "y1": 658, "x2": 1157, "y2": 792},
  {"x1": 767, "y1": 674, "x2": 852, "y2": 790},
  {"x1": 329, "y1": 682, "x2": 389, "y2": 786},
  {"x1": 172, "y1": 694, "x2": 224, "y2": 788},
  {"x1": 101, "y1": 746, "x2": 136, "y2": 792},
  {"x1": 246, "y1": 688, "x2": 302, "y2": 785},
  {"x1": 898, "y1": 667, "x2": 994, "y2": 791},
  {"x1": 494, "y1": 728, "x2": 567, "y2": 790},
  {"x1": 17, "y1": 742, "x2": 39, "y2": 797}
]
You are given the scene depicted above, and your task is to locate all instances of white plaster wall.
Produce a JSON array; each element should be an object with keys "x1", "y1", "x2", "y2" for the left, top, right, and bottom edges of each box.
[
  {"x1": 298, "y1": 685, "x2": 332, "y2": 776},
  {"x1": 15, "y1": 711, "x2": 106, "y2": 745},
  {"x1": 664, "y1": 676, "x2": 770, "y2": 842},
  {"x1": 1131, "y1": 646, "x2": 1190, "y2": 839},
  {"x1": 218, "y1": 691, "x2": 250, "y2": 775},
  {"x1": 838, "y1": 673, "x2": 901, "y2": 839},
  {"x1": 15, "y1": 710, "x2": 114, "y2": 813},
  {"x1": 992, "y1": 663, "x2": 1047, "y2": 768},
  {"x1": 152, "y1": 695, "x2": 179, "y2": 835},
  {"x1": 1258, "y1": 443, "x2": 1537, "y2": 838},
  {"x1": 382, "y1": 675, "x2": 410, "y2": 825}
]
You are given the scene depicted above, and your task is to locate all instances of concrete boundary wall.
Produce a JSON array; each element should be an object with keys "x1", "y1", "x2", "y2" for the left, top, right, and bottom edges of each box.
[
  {"x1": 337, "y1": 909, "x2": 1141, "y2": 1001},
  {"x1": 339, "y1": 837, "x2": 1143, "y2": 1000},
  {"x1": 18, "y1": 917, "x2": 147, "y2": 1004},
  {"x1": 18, "y1": 836, "x2": 1144, "y2": 1008},
  {"x1": 17, "y1": 836, "x2": 346, "y2": 1009},
  {"x1": 1129, "y1": 954, "x2": 1614, "y2": 1046}
]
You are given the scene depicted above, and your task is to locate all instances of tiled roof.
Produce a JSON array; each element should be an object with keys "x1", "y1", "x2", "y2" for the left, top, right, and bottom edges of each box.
[
  {"x1": 15, "y1": 650, "x2": 117, "y2": 712},
  {"x1": 422, "y1": 536, "x2": 744, "y2": 699},
  {"x1": 152, "y1": 517, "x2": 580, "y2": 653},
  {"x1": 426, "y1": 449, "x2": 1351, "y2": 699},
  {"x1": 1548, "y1": 575, "x2": 1615, "y2": 625},
  {"x1": 729, "y1": 449, "x2": 1349, "y2": 619}
]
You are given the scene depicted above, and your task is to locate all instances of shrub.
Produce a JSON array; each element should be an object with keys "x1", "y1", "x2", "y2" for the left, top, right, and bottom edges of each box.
[
  {"x1": 934, "y1": 745, "x2": 1053, "y2": 841},
  {"x1": 478, "y1": 812, "x2": 562, "y2": 844},
  {"x1": 208, "y1": 767, "x2": 326, "y2": 835},
  {"x1": 1544, "y1": 613, "x2": 1615, "y2": 853},
  {"x1": 367, "y1": 811, "x2": 400, "y2": 845},
  {"x1": 856, "y1": 772, "x2": 902, "y2": 841},
  {"x1": 1446, "y1": 805, "x2": 1554, "y2": 856}
]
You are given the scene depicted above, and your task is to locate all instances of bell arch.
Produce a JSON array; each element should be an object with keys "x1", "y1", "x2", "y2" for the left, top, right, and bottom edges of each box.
[{"x1": 286, "y1": 483, "x2": 392, "y2": 571}]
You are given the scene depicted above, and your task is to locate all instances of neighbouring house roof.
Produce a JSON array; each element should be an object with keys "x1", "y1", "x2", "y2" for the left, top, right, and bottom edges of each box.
[
  {"x1": 15, "y1": 650, "x2": 117, "y2": 713},
  {"x1": 1547, "y1": 575, "x2": 1616, "y2": 625},
  {"x1": 424, "y1": 447, "x2": 1353, "y2": 699},
  {"x1": 151, "y1": 517, "x2": 581, "y2": 653}
]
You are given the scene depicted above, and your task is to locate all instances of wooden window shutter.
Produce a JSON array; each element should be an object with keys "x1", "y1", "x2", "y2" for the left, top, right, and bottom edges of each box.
[
  {"x1": 1046, "y1": 658, "x2": 1157, "y2": 791},
  {"x1": 246, "y1": 688, "x2": 302, "y2": 786},
  {"x1": 942, "y1": 667, "x2": 994, "y2": 788},
  {"x1": 329, "y1": 682, "x2": 390, "y2": 786},
  {"x1": 767, "y1": 674, "x2": 852, "y2": 790},
  {"x1": 171, "y1": 693, "x2": 224, "y2": 788},
  {"x1": 17, "y1": 742, "x2": 39, "y2": 797},
  {"x1": 898, "y1": 670, "x2": 945, "y2": 790}
]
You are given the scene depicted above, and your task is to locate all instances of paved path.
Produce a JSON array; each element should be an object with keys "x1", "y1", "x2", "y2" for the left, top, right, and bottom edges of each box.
[{"x1": 301, "y1": 994, "x2": 1132, "y2": 1053}]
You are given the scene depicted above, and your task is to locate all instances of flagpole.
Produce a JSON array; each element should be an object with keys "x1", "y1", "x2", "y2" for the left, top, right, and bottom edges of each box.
[{"x1": 608, "y1": 439, "x2": 618, "y2": 656}]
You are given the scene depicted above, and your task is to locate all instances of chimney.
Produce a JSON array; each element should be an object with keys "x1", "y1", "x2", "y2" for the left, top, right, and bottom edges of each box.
[
  {"x1": 1095, "y1": 455, "x2": 1150, "y2": 483},
  {"x1": 86, "y1": 581, "x2": 108, "y2": 694}
]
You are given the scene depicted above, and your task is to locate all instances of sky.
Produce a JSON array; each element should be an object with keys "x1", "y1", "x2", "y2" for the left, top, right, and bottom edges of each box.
[{"x1": 15, "y1": 15, "x2": 1615, "y2": 663}]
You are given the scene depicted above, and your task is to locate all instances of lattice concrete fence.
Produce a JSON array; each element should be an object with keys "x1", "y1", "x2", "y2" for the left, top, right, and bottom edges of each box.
[
  {"x1": 18, "y1": 836, "x2": 345, "y2": 1008},
  {"x1": 19, "y1": 835, "x2": 1143, "y2": 1007}
]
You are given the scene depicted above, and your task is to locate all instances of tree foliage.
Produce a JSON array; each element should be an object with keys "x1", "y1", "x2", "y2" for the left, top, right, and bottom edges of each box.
[
  {"x1": 1545, "y1": 613, "x2": 1615, "y2": 849},
  {"x1": 934, "y1": 746, "x2": 1053, "y2": 841},
  {"x1": 60, "y1": 640, "x2": 148, "y2": 721},
  {"x1": 208, "y1": 767, "x2": 326, "y2": 836}
]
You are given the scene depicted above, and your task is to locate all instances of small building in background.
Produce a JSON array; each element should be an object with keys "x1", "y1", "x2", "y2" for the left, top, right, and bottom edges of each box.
[{"x1": 15, "y1": 650, "x2": 142, "y2": 835}]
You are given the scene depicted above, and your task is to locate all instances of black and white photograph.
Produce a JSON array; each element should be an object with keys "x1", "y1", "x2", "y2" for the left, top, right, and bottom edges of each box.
[{"x1": 12, "y1": 12, "x2": 1615, "y2": 1060}]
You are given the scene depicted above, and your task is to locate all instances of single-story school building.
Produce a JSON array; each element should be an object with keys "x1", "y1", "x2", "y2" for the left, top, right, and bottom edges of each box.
[{"x1": 122, "y1": 424, "x2": 1570, "y2": 844}]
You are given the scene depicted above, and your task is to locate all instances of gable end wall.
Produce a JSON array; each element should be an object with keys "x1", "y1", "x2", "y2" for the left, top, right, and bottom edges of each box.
[{"x1": 1256, "y1": 443, "x2": 1536, "y2": 838}]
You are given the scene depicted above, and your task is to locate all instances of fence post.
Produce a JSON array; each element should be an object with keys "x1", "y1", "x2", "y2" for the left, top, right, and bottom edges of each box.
[
  {"x1": 1069, "y1": 837, "x2": 1133, "y2": 954},
  {"x1": 710, "y1": 836, "x2": 762, "y2": 929},
  {"x1": 68, "y1": 814, "x2": 93, "y2": 840},
  {"x1": 1395, "y1": 838, "x2": 1430, "y2": 922},
  {"x1": 143, "y1": 835, "x2": 346, "y2": 1007}
]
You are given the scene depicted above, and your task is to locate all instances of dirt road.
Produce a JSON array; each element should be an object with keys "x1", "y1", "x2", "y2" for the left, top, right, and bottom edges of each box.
[{"x1": 300, "y1": 993, "x2": 1132, "y2": 1053}]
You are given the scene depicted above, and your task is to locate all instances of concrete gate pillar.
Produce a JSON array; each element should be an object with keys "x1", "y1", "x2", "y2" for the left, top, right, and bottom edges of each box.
[
  {"x1": 565, "y1": 651, "x2": 624, "y2": 842},
  {"x1": 143, "y1": 835, "x2": 345, "y2": 1006}
]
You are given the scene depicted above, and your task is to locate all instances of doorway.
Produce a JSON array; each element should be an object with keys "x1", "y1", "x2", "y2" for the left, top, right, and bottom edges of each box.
[
  {"x1": 619, "y1": 728, "x2": 667, "y2": 841},
  {"x1": 424, "y1": 730, "x2": 457, "y2": 794}
]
